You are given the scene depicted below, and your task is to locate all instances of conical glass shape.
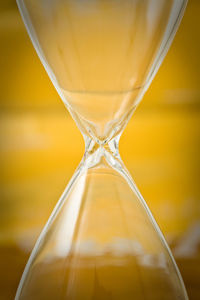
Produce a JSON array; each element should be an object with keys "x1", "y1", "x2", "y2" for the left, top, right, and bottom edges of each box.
[{"x1": 16, "y1": 0, "x2": 188, "y2": 299}]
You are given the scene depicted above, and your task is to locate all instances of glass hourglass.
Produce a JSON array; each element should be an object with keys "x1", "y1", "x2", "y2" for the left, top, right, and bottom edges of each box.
[{"x1": 16, "y1": 0, "x2": 188, "y2": 299}]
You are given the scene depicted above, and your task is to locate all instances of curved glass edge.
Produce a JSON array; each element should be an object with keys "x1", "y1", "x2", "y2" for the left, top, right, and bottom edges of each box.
[{"x1": 138, "y1": 0, "x2": 188, "y2": 105}]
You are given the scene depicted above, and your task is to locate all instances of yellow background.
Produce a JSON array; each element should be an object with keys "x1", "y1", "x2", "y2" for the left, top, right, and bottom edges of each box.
[{"x1": 0, "y1": 0, "x2": 200, "y2": 299}]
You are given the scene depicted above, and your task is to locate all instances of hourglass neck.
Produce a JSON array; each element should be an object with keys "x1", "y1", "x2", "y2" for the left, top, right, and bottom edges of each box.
[{"x1": 82, "y1": 134, "x2": 123, "y2": 170}]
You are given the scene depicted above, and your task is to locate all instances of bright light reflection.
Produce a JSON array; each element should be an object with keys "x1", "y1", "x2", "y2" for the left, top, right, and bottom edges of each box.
[{"x1": 55, "y1": 172, "x2": 87, "y2": 257}]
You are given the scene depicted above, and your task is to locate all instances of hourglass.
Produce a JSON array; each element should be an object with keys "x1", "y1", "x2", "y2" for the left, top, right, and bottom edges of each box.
[{"x1": 16, "y1": 0, "x2": 188, "y2": 299}]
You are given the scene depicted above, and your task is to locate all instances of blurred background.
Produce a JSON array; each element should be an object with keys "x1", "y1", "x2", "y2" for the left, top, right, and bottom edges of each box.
[{"x1": 0, "y1": 0, "x2": 200, "y2": 299}]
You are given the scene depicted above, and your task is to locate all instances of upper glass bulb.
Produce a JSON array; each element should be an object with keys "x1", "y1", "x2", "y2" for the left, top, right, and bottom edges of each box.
[{"x1": 17, "y1": 0, "x2": 187, "y2": 142}]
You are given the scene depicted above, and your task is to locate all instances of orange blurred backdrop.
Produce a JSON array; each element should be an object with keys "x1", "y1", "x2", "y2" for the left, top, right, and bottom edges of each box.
[{"x1": 0, "y1": 0, "x2": 200, "y2": 299}]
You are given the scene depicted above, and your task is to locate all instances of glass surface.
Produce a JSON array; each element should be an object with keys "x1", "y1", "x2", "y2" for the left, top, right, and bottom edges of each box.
[{"x1": 15, "y1": 0, "x2": 188, "y2": 299}]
